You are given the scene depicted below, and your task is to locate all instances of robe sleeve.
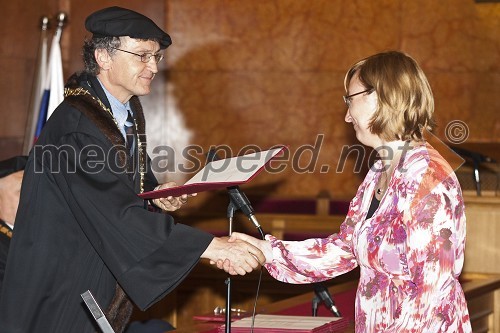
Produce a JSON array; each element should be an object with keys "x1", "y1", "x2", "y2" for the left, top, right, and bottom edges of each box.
[{"x1": 45, "y1": 132, "x2": 214, "y2": 310}]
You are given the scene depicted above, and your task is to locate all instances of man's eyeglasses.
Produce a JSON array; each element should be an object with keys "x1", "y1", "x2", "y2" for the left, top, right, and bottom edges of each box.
[
  {"x1": 343, "y1": 88, "x2": 374, "y2": 108},
  {"x1": 111, "y1": 47, "x2": 164, "y2": 64}
]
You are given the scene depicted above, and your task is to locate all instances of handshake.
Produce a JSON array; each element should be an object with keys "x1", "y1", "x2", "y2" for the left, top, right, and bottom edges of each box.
[
  {"x1": 150, "y1": 183, "x2": 273, "y2": 275},
  {"x1": 201, "y1": 232, "x2": 273, "y2": 276}
]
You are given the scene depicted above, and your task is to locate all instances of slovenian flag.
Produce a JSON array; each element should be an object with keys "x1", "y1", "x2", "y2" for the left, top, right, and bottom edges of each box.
[
  {"x1": 23, "y1": 19, "x2": 48, "y2": 154},
  {"x1": 34, "y1": 27, "x2": 64, "y2": 139}
]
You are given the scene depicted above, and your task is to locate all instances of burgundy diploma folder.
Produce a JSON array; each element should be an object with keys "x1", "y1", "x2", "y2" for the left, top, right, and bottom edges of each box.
[{"x1": 139, "y1": 146, "x2": 286, "y2": 199}]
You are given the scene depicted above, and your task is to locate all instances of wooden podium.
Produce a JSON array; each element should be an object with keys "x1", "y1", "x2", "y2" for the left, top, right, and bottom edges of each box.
[
  {"x1": 172, "y1": 279, "x2": 358, "y2": 333},
  {"x1": 170, "y1": 272, "x2": 500, "y2": 333}
]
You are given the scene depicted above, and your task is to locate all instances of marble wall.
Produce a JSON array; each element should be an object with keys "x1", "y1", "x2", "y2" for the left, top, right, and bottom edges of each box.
[{"x1": 160, "y1": 0, "x2": 500, "y2": 201}]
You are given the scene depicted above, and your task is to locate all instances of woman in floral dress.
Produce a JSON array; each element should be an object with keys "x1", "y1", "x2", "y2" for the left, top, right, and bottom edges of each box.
[{"x1": 226, "y1": 51, "x2": 472, "y2": 332}]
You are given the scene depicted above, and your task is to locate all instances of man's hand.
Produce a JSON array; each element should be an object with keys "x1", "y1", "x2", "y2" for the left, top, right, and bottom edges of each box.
[
  {"x1": 214, "y1": 233, "x2": 273, "y2": 273},
  {"x1": 201, "y1": 236, "x2": 266, "y2": 276},
  {"x1": 228, "y1": 232, "x2": 273, "y2": 263},
  {"x1": 0, "y1": 170, "x2": 24, "y2": 225},
  {"x1": 152, "y1": 181, "x2": 196, "y2": 211}
]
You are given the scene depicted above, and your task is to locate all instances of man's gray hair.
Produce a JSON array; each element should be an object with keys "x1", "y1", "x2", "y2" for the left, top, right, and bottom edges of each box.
[{"x1": 82, "y1": 36, "x2": 121, "y2": 75}]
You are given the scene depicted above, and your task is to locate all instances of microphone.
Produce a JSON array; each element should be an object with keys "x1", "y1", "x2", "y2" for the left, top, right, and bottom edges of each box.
[
  {"x1": 313, "y1": 283, "x2": 341, "y2": 317},
  {"x1": 450, "y1": 146, "x2": 496, "y2": 196},
  {"x1": 207, "y1": 149, "x2": 264, "y2": 238},
  {"x1": 227, "y1": 186, "x2": 262, "y2": 231},
  {"x1": 450, "y1": 146, "x2": 496, "y2": 163}
]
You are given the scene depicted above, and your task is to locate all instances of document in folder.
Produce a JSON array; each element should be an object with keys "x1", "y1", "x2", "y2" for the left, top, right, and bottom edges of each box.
[{"x1": 139, "y1": 146, "x2": 286, "y2": 199}]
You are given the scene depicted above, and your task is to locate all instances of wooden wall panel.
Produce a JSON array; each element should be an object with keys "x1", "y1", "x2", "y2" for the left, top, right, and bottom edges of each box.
[
  {"x1": 0, "y1": 1, "x2": 59, "y2": 159},
  {"x1": 162, "y1": 0, "x2": 500, "y2": 201}
]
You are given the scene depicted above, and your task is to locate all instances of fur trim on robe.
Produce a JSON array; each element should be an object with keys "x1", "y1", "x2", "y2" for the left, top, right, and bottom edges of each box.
[{"x1": 64, "y1": 72, "x2": 148, "y2": 332}]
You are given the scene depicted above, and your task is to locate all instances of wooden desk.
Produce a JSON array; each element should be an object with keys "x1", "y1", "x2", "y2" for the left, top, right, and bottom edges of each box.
[
  {"x1": 172, "y1": 273, "x2": 500, "y2": 333},
  {"x1": 172, "y1": 280, "x2": 358, "y2": 333},
  {"x1": 462, "y1": 272, "x2": 500, "y2": 333},
  {"x1": 463, "y1": 196, "x2": 500, "y2": 275}
]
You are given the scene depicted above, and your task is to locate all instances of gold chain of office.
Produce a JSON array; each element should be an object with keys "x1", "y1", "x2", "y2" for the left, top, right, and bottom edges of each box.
[
  {"x1": 0, "y1": 225, "x2": 13, "y2": 239},
  {"x1": 64, "y1": 87, "x2": 145, "y2": 194}
]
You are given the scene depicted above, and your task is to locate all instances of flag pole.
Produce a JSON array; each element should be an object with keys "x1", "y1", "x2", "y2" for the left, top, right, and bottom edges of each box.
[
  {"x1": 46, "y1": 12, "x2": 67, "y2": 120},
  {"x1": 22, "y1": 16, "x2": 50, "y2": 155},
  {"x1": 53, "y1": 12, "x2": 67, "y2": 44},
  {"x1": 32, "y1": 12, "x2": 67, "y2": 146}
]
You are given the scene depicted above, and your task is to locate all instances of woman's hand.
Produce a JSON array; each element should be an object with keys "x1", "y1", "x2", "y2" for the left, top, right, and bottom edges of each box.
[{"x1": 212, "y1": 232, "x2": 274, "y2": 272}]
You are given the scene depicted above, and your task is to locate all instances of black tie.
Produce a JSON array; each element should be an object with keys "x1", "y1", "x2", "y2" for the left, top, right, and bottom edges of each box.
[{"x1": 124, "y1": 111, "x2": 135, "y2": 157}]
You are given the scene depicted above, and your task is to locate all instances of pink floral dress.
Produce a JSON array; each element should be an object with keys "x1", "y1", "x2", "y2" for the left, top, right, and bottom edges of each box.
[{"x1": 264, "y1": 143, "x2": 472, "y2": 332}]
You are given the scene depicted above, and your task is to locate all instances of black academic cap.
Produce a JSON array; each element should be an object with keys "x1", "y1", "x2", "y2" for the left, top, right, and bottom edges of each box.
[
  {"x1": 0, "y1": 156, "x2": 27, "y2": 178},
  {"x1": 85, "y1": 6, "x2": 172, "y2": 49}
]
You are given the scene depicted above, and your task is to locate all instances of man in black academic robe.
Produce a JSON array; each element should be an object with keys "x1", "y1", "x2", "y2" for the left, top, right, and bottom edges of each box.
[{"x1": 0, "y1": 7, "x2": 264, "y2": 333}]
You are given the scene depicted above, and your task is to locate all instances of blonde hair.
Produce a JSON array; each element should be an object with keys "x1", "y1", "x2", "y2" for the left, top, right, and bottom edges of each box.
[{"x1": 344, "y1": 51, "x2": 435, "y2": 141}]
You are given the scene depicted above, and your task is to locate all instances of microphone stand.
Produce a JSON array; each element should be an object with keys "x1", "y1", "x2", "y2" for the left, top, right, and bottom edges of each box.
[
  {"x1": 207, "y1": 149, "x2": 266, "y2": 332},
  {"x1": 312, "y1": 295, "x2": 320, "y2": 317},
  {"x1": 224, "y1": 192, "x2": 265, "y2": 332},
  {"x1": 224, "y1": 202, "x2": 236, "y2": 333},
  {"x1": 312, "y1": 283, "x2": 341, "y2": 317},
  {"x1": 206, "y1": 149, "x2": 235, "y2": 332}
]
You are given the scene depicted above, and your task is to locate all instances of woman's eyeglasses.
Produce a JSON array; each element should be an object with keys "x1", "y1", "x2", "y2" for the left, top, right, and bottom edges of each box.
[{"x1": 343, "y1": 88, "x2": 374, "y2": 108}]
